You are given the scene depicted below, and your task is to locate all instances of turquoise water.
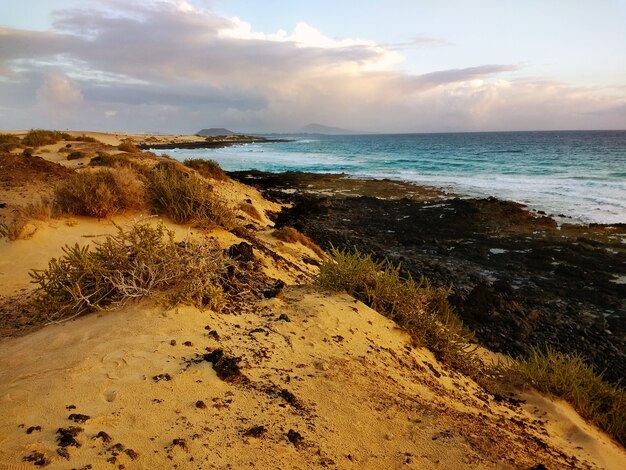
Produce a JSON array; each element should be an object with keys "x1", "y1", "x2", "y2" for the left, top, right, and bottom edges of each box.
[{"x1": 160, "y1": 131, "x2": 626, "y2": 224}]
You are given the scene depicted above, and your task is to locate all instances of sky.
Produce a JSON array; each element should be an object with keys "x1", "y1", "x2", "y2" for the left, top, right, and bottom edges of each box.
[{"x1": 0, "y1": 0, "x2": 625, "y2": 133}]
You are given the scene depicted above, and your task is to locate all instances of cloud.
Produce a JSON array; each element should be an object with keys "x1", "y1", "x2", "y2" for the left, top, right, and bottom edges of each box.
[
  {"x1": 0, "y1": 1, "x2": 623, "y2": 133},
  {"x1": 37, "y1": 72, "x2": 83, "y2": 110}
]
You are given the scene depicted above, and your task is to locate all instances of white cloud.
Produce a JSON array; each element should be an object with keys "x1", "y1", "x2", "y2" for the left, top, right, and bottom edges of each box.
[
  {"x1": 36, "y1": 72, "x2": 83, "y2": 110},
  {"x1": 0, "y1": 2, "x2": 623, "y2": 133}
]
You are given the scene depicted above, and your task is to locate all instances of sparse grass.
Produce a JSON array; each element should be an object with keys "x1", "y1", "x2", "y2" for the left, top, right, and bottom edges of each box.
[
  {"x1": 89, "y1": 152, "x2": 147, "y2": 174},
  {"x1": 499, "y1": 347, "x2": 626, "y2": 446},
  {"x1": 0, "y1": 134, "x2": 21, "y2": 152},
  {"x1": 0, "y1": 197, "x2": 53, "y2": 241},
  {"x1": 183, "y1": 159, "x2": 228, "y2": 181},
  {"x1": 273, "y1": 226, "x2": 325, "y2": 258},
  {"x1": 118, "y1": 140, "x2": 140, "y2": 153},
  {"x1": 147, "y1": 161, "x2": 235, "y2": 229},
  {"x1": 30, "y1": 222, "x2": 229, "y2": 320},
  {"x1": 317, "y1": 247, "x2": 479, "y2": 375},
  {"x1": 75, "y1": 135, "x2": 99, "y2": 143},
  {"x1": 54, "y1": 167, "x2": 145, "y2": 218},
  {"x1": 22, "y1": 129, "x2": 70, "y2": 147},
  {"x1": 239, "y1": 202, "x2": 263, "y2": 221}
]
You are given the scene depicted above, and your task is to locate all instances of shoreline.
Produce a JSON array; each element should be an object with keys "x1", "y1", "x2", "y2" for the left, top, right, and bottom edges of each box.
[{"x1": 229, "y1": 170, "x2": 626, "y2": 384}]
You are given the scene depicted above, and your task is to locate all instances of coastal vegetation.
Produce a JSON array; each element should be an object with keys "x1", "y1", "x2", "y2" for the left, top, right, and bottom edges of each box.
[
  {"x1": 274, "y1": 227, "x2": 325, "y2": 259},
  {"x1": 147, "y1": 161, "x2": 235, "y2": 229},
  {"x1": 183, "y1": 158, "x2": 228, "y2": 181},
  {"x1": 54, "y1": 167, "x2": 145, "y2": 218},
  {"x1": 22, "y1": 129, "x2": 71, "y2": 147},
  {"x1": 30, "y1": 223, "x2": 228, "y2": 321},
  {"x1": 317, "y1": 247, "x2": 626, "y2": 445}
]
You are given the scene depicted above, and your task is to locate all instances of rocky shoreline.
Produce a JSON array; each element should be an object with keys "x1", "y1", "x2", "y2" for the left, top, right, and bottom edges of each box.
[
  {"x1": 229, "y1": 170, "x2": 626, "y2": 384},
  {"x1": 139, "y1": 135, "x2": 289, "y2": 150}
]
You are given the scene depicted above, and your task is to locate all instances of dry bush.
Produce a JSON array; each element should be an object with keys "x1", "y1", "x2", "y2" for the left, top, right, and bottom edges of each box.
[
  {"x1": 89, "y1": 153, "x2": 147, "y2": 174},
  {"x1": 22, "y1": 129, "x2": 67, "y2": 147},
  {"x1": 183, "y1": 159, "x2": 228, "y2": 181},
  {"x1": 118, "y1": 140, "x2": 140, "y2": 153},
  {"x1": 273, "y1": 226, "x2": 325, "y2": 258},
  {"x1": 0, "y1": 197, "x2": 53, "y2": 241},
  {"x1": 0, "y1": 134, "x2": 21, "y2": 152},
  {"x1": 54, "y1": 167, "x2": 145, "y2": 218},
  {"x1": 239, "y1": 202, "x2": 263, "y2": 221},
  {"x1": 30, "y1": 222, "x2": 229, "y2": 320},
  {"x1": 498, "y1": 347, "x2": 626, "y2": 446},
  {"x1": 67, "y1": 151, "x2": 90, "y2": 160},
  {"x1": 75, "y1": 135, "x2": 99, "y2": 143},
  {"x1": 317, "y1": 247, "x2": 479, "y2": 375},
  {"x1": 147, "y1": 162, "x2": 235, "y2": 229}
]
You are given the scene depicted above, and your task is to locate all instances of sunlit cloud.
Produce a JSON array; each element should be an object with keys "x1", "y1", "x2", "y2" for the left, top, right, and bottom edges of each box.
[{"x1": 0, "y1": 1, "x2": 623, "y2": 133}]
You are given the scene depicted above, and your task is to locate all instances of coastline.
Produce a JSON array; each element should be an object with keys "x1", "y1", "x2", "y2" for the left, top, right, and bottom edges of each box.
[
  {"x1": 1, "y1": 131, "x2": 625, "y2": 468},
  {"x1": 229, "y1": 170, "x2": 626, "y2": 384}
]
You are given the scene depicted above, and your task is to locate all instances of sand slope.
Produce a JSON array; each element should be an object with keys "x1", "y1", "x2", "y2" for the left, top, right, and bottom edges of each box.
[{"x1": 1, "y1": 285, "x2": 625, "y2": 469}]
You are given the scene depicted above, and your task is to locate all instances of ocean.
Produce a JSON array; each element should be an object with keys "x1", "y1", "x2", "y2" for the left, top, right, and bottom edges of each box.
[{"x1": 162, "y1": 130, "x2": 626, "y2": 225}]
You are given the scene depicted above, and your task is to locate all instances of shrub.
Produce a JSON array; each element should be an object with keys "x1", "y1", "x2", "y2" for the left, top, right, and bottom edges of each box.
[
  {"x1": 22, "y1": 129, "x2": 64, "y2": 147},
  {"x1": 30, "y1": 222, "x2": 229, "y2": 320},
  {"x1": 89, "y1": 153, "x2": 147, "y2": 174},
  {"x1": 183, "y1": 159, "x2": 228, "y2": 181},
  {"x1": 273, "y1": 227, "x2": 325, "y2": 258},
  {"x1": 239, "y1": 202, "x2": 263, "y2": 221},
  {"x1": 502, "y1": 347, "x2": 626, "y2": 446},
  {"x1": 317, "y1": 247, "x2": 479, "y2": 374},
  {"x1": 54, "y1": 167, "x2": 145, "y2": 218},
  {"x1": 147, "y1": 162, "x2": 235, "y2": 229},
  {"x1": 67, "y1": 151, "x2": 89, "y2": 160},
  {"x1": 75, "y1": 135, "x2": 98, "y2": 143},
  {"x1": 0, "y1": 197, "x2": 53, "y2": 241},
  {"x1": 118, "y1": 140, "x2": 140, "y2": 153},
  {"x1": 0, "y1": 134, "x2": 20, "y2": 152}
]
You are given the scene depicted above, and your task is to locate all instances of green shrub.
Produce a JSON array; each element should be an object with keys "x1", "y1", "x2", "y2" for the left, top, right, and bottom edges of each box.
[
  {"x1": 317, "y1": 247, "x2": 478, "y2": 374},
  {"x1": 497, "y1": 347, "x2": 625, "y2": 445},
  {"x1": 183, "y1": 159, "x2": 228, "y2": 181},
  {"x1": 147, "y1": 162, "x2": 235, "y2": 229},
  {"x1": 54, "y1": 167, "x2": 145, "y2": 218},
  {"x1": 30, "y1": 223, "x2": 228, "y2": 320}
]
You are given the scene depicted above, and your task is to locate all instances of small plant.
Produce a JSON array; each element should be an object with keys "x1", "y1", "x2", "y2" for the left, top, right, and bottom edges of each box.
[
  {"x1": 0, "y1": 133, "x2": 20, "y2": 152},
  {"x1": 317, "y1": 247, "x2": 478, "y2": 374},
  {"x1": 183, "y1": 159, "x2": 228, "y2": 181},
  {"x1": 75, "y1": 135, "x2": 98, "y2": 143},
  {"x1": 500, "y1": 347, "x2": 626, "y2": 446},
  {"x1": 147, "y1": 162, "x2": 235, "y2": 229},
  {"x1": 89, "y1": 153, "x2": 147, "y2": 174},
  {"x1": 273, "y1": 227, "x2": 325, "y2": 258},
  {"x1": 54, "y1": 167, "x2": 145, "y2": 218},
  {"x1": 67, "y1": 151, "x2": 89, "y2": 160},
  {"x1": 30, "y1": 222, "x2": 229, "y2": 320},
  {"x1": 118, "y1": 140, "x2": 140, "y2": 153},
  {"x1": 239, "y1": 202, "x2": 263, "y2": 221}
]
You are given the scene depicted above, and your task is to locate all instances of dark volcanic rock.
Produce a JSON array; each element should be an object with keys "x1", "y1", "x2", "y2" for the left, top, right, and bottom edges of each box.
[
  {"x1": 230, "y1": 170, "x2": 626, "y2": 384},
  {"x1": 228, "y1": 242, "x2": 254, "y2": 262}
]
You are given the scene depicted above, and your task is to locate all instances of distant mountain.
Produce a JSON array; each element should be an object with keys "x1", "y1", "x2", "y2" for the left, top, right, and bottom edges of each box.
[
  {"x1": 300, "y1": 123, "x2": 366, "y2": 135},
  {"x1": 196, "y1": 128, "x2": 235, "y2": 137}
]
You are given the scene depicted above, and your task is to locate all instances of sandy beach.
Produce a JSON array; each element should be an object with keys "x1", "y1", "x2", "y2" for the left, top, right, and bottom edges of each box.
[{"x1": 1, "y1": 131, "x2": 625, "y2": 469}]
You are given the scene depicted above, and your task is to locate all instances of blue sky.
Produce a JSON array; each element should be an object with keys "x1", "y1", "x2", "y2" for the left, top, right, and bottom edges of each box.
[{"x1": 0, "y1": 0, "x2": 624, "y2": 132}]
